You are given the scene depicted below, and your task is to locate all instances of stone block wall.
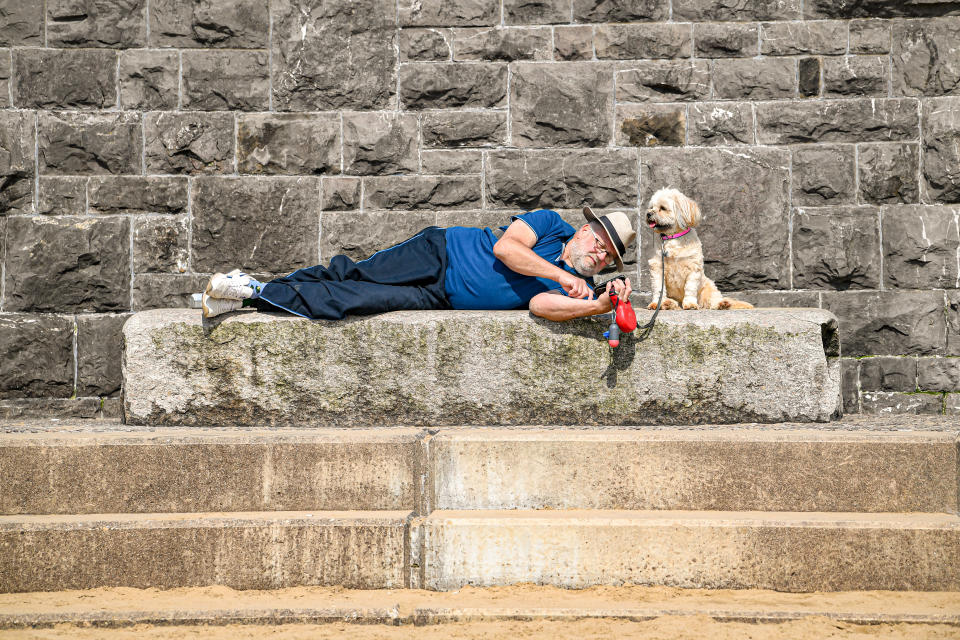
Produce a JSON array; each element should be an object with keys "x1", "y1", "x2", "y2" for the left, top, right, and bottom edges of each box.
[{"x1": 0, "y1": 0, "x2": 958, "y2": 417}]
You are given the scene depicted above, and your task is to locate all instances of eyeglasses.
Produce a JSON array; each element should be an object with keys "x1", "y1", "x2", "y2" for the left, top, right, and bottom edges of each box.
[{"x1": 588, "y1": 227, "x2": 615, "y2": 266}]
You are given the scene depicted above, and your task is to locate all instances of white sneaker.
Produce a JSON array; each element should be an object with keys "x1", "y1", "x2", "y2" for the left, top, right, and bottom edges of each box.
[
  {"x1": 206, "y1": 269, "x2": 254, "y2": 300},
  {"x1": 201, "y1": 294, "x2": 243, "y2": 318}
]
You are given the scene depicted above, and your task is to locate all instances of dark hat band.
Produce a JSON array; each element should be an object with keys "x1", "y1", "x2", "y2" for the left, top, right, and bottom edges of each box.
[{"x1": 597, "y1": 215, "x2": 626, "y2": 259}]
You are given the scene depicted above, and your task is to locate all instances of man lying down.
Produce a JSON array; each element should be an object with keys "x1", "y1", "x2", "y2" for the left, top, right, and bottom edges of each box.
[{"x1": 200, "y1": 207, "x2": 637, "y2": 323}]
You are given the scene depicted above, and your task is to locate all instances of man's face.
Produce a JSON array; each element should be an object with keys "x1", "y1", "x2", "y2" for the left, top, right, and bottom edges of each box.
[{"x1": 568, "y1": 223, "x2": 615, "y2": 276}]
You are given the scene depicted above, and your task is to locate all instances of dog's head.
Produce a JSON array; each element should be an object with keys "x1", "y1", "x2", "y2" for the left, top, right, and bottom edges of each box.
[{"x1": 645, "y1": 188, "x2": 702, "y2": 234}]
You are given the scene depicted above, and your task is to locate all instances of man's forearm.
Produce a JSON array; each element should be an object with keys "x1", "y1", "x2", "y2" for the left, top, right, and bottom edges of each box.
[
  {"x1": 529, "y1": 293, "x2": 608, "y2": 321},
  {"x1": 493, "y1": 237, "x2": 569, "y2": 284}
]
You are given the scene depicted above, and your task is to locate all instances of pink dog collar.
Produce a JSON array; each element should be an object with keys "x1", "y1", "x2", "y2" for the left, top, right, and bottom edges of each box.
[{"x1": 661, "y1": 228, "x2": 691, "y2": 240}]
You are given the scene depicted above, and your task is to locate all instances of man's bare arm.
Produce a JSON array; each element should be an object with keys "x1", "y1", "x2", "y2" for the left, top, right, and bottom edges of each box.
[
  {"x1": 528, "y1": 278, "x2": 632, "y2": 322},
  {"x1": 493, "y1": 220, "x2": 591, "y2": 299}
]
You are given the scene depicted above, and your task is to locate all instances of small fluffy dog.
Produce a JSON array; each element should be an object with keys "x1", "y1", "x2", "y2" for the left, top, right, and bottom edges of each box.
[{"x1": 644, "y1": 188, "x2": 753, "y2": 311}]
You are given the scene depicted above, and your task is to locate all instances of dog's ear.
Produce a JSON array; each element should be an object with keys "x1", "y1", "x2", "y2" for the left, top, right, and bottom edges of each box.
[
  {"x1": 674, "y1": 193, "x2": 701, "y2": 229},
  {"x1": 685, "y1": 196, "x2": 702, "y2": 228}
]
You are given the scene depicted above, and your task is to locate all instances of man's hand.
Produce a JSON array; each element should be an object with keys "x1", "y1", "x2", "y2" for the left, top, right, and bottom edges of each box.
[
  {"x1": 596, "y1": 277, "x2": 632, "y2": 312},
  {"x1": 559, "y1": 271, "x2": 592, "y2": 299}
]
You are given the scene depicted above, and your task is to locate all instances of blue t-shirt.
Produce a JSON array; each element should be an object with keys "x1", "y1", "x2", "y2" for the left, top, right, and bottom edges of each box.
[{"x1": 444, "y1": 209, "x2": 592, "y2": 310}]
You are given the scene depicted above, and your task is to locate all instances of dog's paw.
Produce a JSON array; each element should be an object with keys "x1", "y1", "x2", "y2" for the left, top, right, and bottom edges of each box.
[
  {"x1": 661, "y1": 298, "x2": 680, "y2": 310},
  {"x1": 682, "y1": 299, "x2": 698, "y2": 310},
  {"x1": 647, "y1": 301, "x2": 659, "y2": 310},
  {"x1": 717, "y1": 299, "x2": 731, "y2": 310}
]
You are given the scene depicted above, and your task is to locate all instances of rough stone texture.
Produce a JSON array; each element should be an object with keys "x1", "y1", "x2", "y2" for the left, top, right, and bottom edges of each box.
[
  {"x1": 453, "y1": 27, "x2": 551, "y2": 61},
  {"x1": 792, "y1": 207, "x2": 881, "y2": 290},
  {"x1": 713, "y1": 58, "x2": 796, "y2": 100},
  {"x1": 77, "y1": 313, "x2": 130, "y2": 396},
  {"x1": 421, "y1": 150, "x2": 482, "y2": 175},
  {"x1": 756, "y1": 99, "x2": 919, "y2": 144},
  {"x1": 321, "y1": 178, "x2": 361, "y2": 211},
  {"x1": 0, "y1": 110, "x2": 35, "y2": 215},
  {"x1": 4, "y1": 216, "x2": 131, "y2": 313},
  {"x1": 399, "y1": 63, "x2": 506, "y2": 109},
  {"x1": 821, "y1": 291, "x2": 948, "y2": 356},
  {"x1": 861, "y1": 391, "x2": 944, "y2": 415},
  {"x1": 0, "y1": 0, "x2": 43, "y2": 46},
  {"x1": 553, "y1": 26, "x2": 592, "y2": 61},
  {"x1": 948, "y1": 393, "x2": 960, "y2": 414},
  {"x1": 806, "y1": 1, "x2": 960, "y2": 18},
  {"x1": 486, "y1": 149, "x2": 637, "y2": 210},
  {"x1": 641, "y1": 147, "x2": 791, "y2": 290},
  {"x1": 0, "y1": 49, "x2": 9, "y2": 108},
  {"x1": 150, "y1": 0, "x2": 268, "y2": 48},
  {"x1": 687, "y1": 102, "x2": 754, "y2": 146},
  {"x1": 132, "y1": 274, "x2": 207, "y2": 311},
  {"x1": 918, "y1": 358, "x2": 960, "y2": 392},
  {"x1": 342, "y1": 113, "x2": 418, "y2": 175},
  {"x1": 823, "y1": 56, "x2": 889, "y2": 97},
  {"x1": 694, "y1": 23, "x2": 759, "y2": 58},
  {"x1": 421, "y1": 112, "x2": 506, "y2": 148},
  {"x1": 673, "y1": 0, "x2": 801, "y2": 21},
  {"x1": 238, "y1": 113, "x2": 340, "y2": 175},
  {"x1": 722, "y1": 290, "x2": 820, "y2": 309},
  {"x1": 144, "y1": 112, "x2": 235, "y2": 175},
  {"x1": 0, "y1": 398, "x2": 105, "y2": 420},
  {"x1": 273, "y1": 0, "x2": 397, "y2": 111},
  {"x1": 573, "y1": 0, "x2": 668, "y2": 22},
  {"x1": 595, "y1": 24, "x2": 691, "y2": 60},
  {"x1": 859, "y1": 357, "x2": 917, "y2": 392},
  {"x1": 616, "y1": 105, "x2": 686, "y2": 147},
  {"x1": 0, "y1": 314, "x2": 74, "y2": 399},
  {"x1": 511, "y1": 63, "x2": 612, "y2": 147},
  {"x1": 398, "y1": 0, "x2": 499, "y2": 26},
  {"x1": 922, "y1": 97, "x2": 960, "y2": 203},
  {"x1": 850, "y1": 19, "x2": 891, "y2": 54},
  {"x1": 88, "y1": 177, "x2": 189, "y2": 215},
  {"x1": 12, "y1": 49, "x2": 117, "y2": 109},
  {"x1": 36, "y1": 178, "x2": 87, "y2": 216},
  {"x1": 798, "y1": 57, "x2": 821, "y2": 97},
  {"x1": 181, "y1": 50, "x2": 269, "y2": 111},
  {"x1": 615, "y1": 61, "x2": 710, "y2": 103},
  {"x1": 363, "y1": 176, "x2": 481, "y2": 210},
  {"x1": 47, "y1": 0, "x2": 146, "y2": 48},
  {"x1": 133, "y1": 216, "x2": 189, "y2": 274},
  {"x1": 399, "y1": 29, "x2": 450, "y2": 61},
  {"x1": 38, "y1": 112, "x2": 141, "y2": 176},
  {"x1": 946, "y1": 291, "x2": 960, "y2": 356},
  {"x1": 791, "y1": 145, "x2": 856, "y2": 205},
  {"x1": 191, "y1": 177, "x2": 319, "y2": 273},
  {"x1": 319, "y1": 211, "x2": 436, "y2": 262},
  {"x1": 881, "y1": 204, "x2": 960, "y2": 289},
  {"x1": 841, "y1": 358, "x2": 860, "y2": 412},
  {"x1": 891, "y1": 18, "x2": 960, "y2": 96},
  {"x1": 123, "y1": 309, "x2": 841, "y2": 426},
  {"x1": 118, "y1": 49, "x2": 179, "y2": 110},
  {"x1": 506, "y1": 0, "x2": 569, "y2": 24},
  {"x1": 858, "y1": 143, "x2": 920, "y2": 204},
  {"x1": 759, "y1": 21, "x2": 846, "y2": 56}
]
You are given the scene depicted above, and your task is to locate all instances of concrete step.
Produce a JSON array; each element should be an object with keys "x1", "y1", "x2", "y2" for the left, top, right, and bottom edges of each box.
[
  {"x1": 417, "y1": 510, "x2": 960, "y2": 592},
  {"x1": 0, "y1": 511, "x2": 410, "y2": 593},
  {"x1": 428, "y1": 428, "x2": 960, "y2": 513}
]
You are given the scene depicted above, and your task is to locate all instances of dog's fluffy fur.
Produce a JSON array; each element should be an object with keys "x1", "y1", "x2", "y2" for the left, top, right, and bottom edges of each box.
[{"x1": 644, "y1": 188, "x2": 753, "y2": 311}]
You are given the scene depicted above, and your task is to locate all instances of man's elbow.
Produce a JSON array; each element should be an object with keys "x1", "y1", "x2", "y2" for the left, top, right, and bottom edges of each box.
[
  {"x1": 492, "y1": 239, "x2": 508, "y2": 262},
  {"x1": 529, "y1": 296, "x2": 564, "y2": 321}
]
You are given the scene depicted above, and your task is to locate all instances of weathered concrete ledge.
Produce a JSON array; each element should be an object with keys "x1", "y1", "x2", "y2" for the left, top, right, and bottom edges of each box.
[{"x1": 122, "y1": 309, "x2": 842, "y2": 427}]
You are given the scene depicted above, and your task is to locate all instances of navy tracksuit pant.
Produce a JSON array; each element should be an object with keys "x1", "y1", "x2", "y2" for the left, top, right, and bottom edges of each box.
[{"x1": 252, "y1": 227, "x2": 451, "y2": 320}]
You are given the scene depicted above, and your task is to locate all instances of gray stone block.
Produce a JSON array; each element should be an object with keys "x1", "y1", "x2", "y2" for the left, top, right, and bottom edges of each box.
[
  {"x1": 641, "y1": 147, "x2": 790, "y2": 290},
  {"x1": 791, "y1": 144, "x2": 856, "y2": 205},
  {"x1": 798, "y1": 57, "x2": 821, "y2": 97},
  {"x1": 947, "y1": 393, "x2": 960, "y2": 414},
  {"x1": 342, "y1": 112, "x2": 418, "y2": 175},
  {"x1": 421, "y1": 111, "x2": 507, "y2": 147},
  {"x1": 947, "y1": 291, "x2": 960, "y2": 356},
  {"x1": 511, "y1": 62, "x2": 613, "y2": 147},
  {"x1": 0, "y1": 110, "x2": 35, "y2": 215},
  {"x1": 38, "y1": 112, "x2": 141, "y2": 176},
  {"x1": 319, "y1": 210, "x2": 436, "y2": 262},
  {"x1": 453, "y1": 27, "x2": 551, "y2": 61},
  {"x1": 841, "y1": 358, "x2": 860, "y2": 413},
  {"x1": 321, "y1": 178, "x2": 361, "y2": 211},
  {"x1": 47, "y1": 0, "x2": 146, "y2": 48},
  {"x1": 133, "y1": 215, "x2": 189, "y2": 274},
  {"x1": 553, "y1": 26, "x2": 593, "y2": 61},
  {"x1": 757, "y1": 98, "x2": 919, "y2": 143},
  {"x1": 892, "y1": 18, "x2": 960, "y2": 96},
  {"x1": 149, "y1": 0, "x2": 268, "y2": 48},
  {"x1": 694, "y1": 22, "x2": 759, "y2": 58},
  {"x1": 807, "y1": 0, "x2": 960, "y2": 18},
  {"x1": 399, "y1": 28, "x2": 450, "y2": 61},
  {"x1": 12, "y1": 48, "x2": 117, "y2": 109},
  {"x1": 88, "y1": 177, "x2": 189, "y2": 215},
  {"x1": 594, "y1": 24, "x2": 692, "y2": 59},
  {"x1": 573, "y1": 0, "x2": 667, "y2": 21},
  {"x1": 0, "y1": 314, "x2": 74, "y2": 398},
  {"x1": 860, "y1": 357, "x2": 917, "y2": 392},
  {"x1": 118, "y1": 49, "x2": 179, "y2": 110},
  {"x1": 77, "y1": 313, "x2": 130, "y2": 396},
  {"x1": 615, "y1": 61, "x2": 710, "y2": 102},
  {"x1": 821, "y1": 291, "x2": 947, "y2": 356},
  {"x1": 713, "y1": 58, "x2": 796, "y2": 100},
  {"x1": 687, "y1": 102, "x2": 754, "y2": 146},
  {"x1": 0, "y1": 0, "x2": 43, "y2": 46},
  {"x1": 507, "y1": 0, "x2": 569, "y2": 24},
  {"x1": 759, "y1": 21, "x2": 846, "y2": 56},
  {"x1": 238, "y1": 113, "x2": 340, "y2": 175},
  {"x1": 486, "y1": 149, "x2": 638, "y2": 210},
  {"x1": 720, "y1": 290, "x2": 820, "y2": 308},
  {"x1": 615, "y1": 104, "x2": 685, "y2": 147},
  {"x1": 0, "y1": 49, "x2": 10, "y2": 107},
  {"x1": 191, "y1": 177, "x2": 319, "y2": 273},
  {"x1": 363, "y1": 176, "x2": 481, "y2": 210},
  {"x1": 4, "y1": 216, "x2": 131, "y2": 313},
  {"x1": 398, "y1": 0, "x2": 499, "y2": 26},
  {"x1": 918, "y1": 358, "x2": 960, "y2": 392},
  {"x1": 823, "y1": 56, "x2": 889, "y2": 97},
  {"x1": 0, "y1": 398, "x2": 103, "y2": 419},
  {"x1": 922, "y1": 97, "x2": 960, "y2": 202},
  {"x1": 850, "y1": 20, "x2": 891, "y2": 54},
  {"x1": 181, "y1": 50, "x2": 268, "y2": 111},
  {"x1": 675, "y1": 0, "x2": 800, "y2": 20},
  {"x1": 273, "y1": 0, "x2": 396, "y2": 111},
  {"x1": 132, "y1": 273, "x2": 207, "y2": 311},
  {"x1": 144, "y1": 111, "x2": 235, "y2": 175},
  {"x1": 881, "y1": 204, "x2": 960, "y2": 289},
  {"x1": 861, "y1": 392, "x2": 943, "y2": 415},
  {"x1": 37, "y1": 177, "x2": 86, "y2": 216},
  {"x1": 421, "y1": 150, "x2": 482, "y2": 174},
  {"x1": 792, "y1": 207, "x2": 880, "y2": 290},
  {"x1": 400, "y1": 62, "x2": 506, "y2": 109},
  {"x1": 859, "y1": 143, "x2": 920, "y2": 204}
]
